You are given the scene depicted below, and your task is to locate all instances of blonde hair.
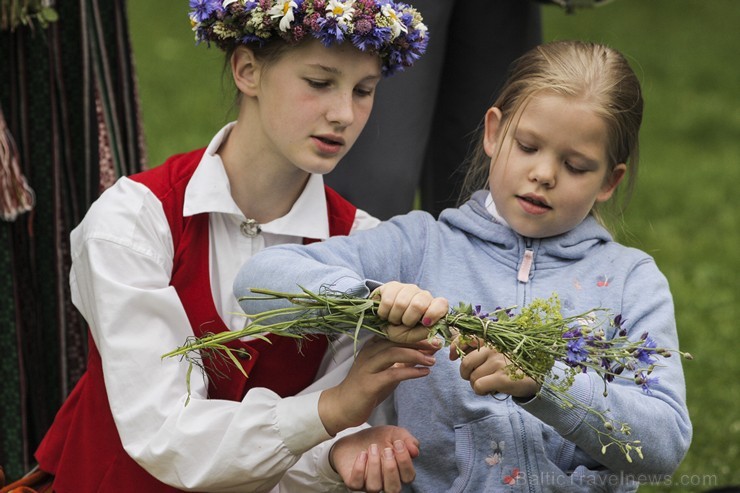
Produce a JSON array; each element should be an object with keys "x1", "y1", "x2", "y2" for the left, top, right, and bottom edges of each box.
[{"x1": 459, "y1": 40, "x2": 643, "y2": 227}]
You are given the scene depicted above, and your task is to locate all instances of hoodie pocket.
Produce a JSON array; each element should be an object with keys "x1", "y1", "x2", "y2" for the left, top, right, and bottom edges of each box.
[{"x1": 448, "y1": 414, "x2": 528, "y2": 493}]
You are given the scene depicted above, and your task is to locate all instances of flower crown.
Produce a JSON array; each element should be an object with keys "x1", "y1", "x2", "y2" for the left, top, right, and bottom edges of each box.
[{"x1": 189, "y1": 0, "x2": 429, "y2": 75}]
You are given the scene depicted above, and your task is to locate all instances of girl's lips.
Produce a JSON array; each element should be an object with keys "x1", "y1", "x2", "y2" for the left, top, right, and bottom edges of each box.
[
  {"x1": 312, "y1": 135, "x2": 344, "y2": 155},
  {"x1": 516, "y1": 195, "x2": 551, "y2": 215}
]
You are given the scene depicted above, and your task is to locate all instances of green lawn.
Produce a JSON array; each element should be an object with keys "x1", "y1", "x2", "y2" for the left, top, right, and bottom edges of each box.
[{"x1": 127, "y1": 1, "x2": 740, "y2": 490}]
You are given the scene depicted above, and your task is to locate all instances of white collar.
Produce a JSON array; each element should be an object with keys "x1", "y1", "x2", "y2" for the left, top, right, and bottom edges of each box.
[
  {"x1": 484, "y1": 192, "x2": 509, "y2": 227},
  {"x1": 183, "y1": 123, "x2": 331, "y2": 240}
]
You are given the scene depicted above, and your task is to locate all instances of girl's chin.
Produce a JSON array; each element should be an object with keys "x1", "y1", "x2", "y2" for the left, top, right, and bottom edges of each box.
[{"x1": 509, "y1": 221, "x2": 557, "y2": 239}]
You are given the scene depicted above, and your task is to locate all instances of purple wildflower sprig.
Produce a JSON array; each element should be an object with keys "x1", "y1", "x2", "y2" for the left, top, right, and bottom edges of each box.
[{"x1": 164, "y1": 287, "x2": 692, "y2": 461}]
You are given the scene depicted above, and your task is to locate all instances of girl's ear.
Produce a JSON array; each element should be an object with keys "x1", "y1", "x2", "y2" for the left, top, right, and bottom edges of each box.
[
  {"x1": 231, "y1": 46, "x2": 261, "y2": 97},
  {"x1": 596, "y1": 163, "x2": 627, "y2": 202},
  {"x1": 483, "y1": 107, "x2": 503, "y2": 158}
]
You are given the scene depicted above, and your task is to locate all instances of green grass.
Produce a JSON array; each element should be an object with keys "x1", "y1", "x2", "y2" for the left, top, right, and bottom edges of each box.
[
  {"x1": 541, "y1": 2, "x2": 740, "y2": 490},
  {"x1": 127, "y1": 1, "x2": 740, "y2": 490}
]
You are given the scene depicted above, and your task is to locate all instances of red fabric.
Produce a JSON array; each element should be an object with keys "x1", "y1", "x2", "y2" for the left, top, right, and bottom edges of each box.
[{"x1": 35, "y1": 148, "x2": 358, "y2": 492}]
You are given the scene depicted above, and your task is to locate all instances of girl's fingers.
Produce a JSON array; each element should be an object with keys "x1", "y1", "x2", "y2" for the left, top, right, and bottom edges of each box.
[
  {"x1": 364, "y1": 444, "x2": 382, "y2": 493},
  {"x1": 384, "y1": 324, "x2": 430, "y2": 344},
  {"x1": 387, "y1": 286, "x2": 430, "y2": 325},
  {"x1": 344, "y1": 451, "x2": 368, "y2": 491},
  {"x1": 357, "y1": 339, "x2": 437, "y2": 370},
  {"x1": 375, "y1": 282, "x2": 449, "y2": 328},
  {"x1": 414, "y1": 296, "x2": 449, "y2": 328},
  {"x1": 458, "y1": 346, "x2": 494, "y2": 380},
  {"x1": 392, "y1": 439, "x2": 416, "y2": 484},
  {"x1": 380, "y1": 446, "x2": 402, "y2": 493},
  {"x1": 468, "y1": 373, "x2": 502, "y2": 396},
  {"x1": 375, "y1": 282, "x2": 401, "y2": 320}
]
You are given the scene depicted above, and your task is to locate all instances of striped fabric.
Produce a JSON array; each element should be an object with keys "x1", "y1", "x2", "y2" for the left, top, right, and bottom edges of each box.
[{"x1": 0, "y1": 0, "x2": 144, "y2": 481}]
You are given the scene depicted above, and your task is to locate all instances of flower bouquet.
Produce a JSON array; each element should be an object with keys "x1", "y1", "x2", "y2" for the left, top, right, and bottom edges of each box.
[{"x1": 163, "y1": 286, "x2": 691, "y2": 462}]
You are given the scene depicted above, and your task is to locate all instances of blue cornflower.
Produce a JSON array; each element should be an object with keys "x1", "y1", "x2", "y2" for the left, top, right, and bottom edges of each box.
[
  {"x1": 563, "y1": 328, "x2": 589, "y2": 367},
  {"x1": 633, "y1": 334, "x2": 658, "y2": 365},
  {"x1": 565, "y1": 338, "x2": 588, "y2": 365},
  {"x1": 239, "y1": 33, "x2": 266, "y2": 45},
  {"x1": 189, "y1": 0, "x2": 222, "y2": 23},
  {"x1": 316, "y1": 17, "x2": 347, "y2": 45},
  {"x1": 353, "y1": 25, "x2": 391, "y2": 52},
  {"x1": 634, "y1": 371, "x2": 660, "y2": 395},
  {"x1": 242, "y1": 0, "x2": 260, "y2": 12},
  {"x1": 563, "y1": 327, "x2": 582, "y2": 339}
]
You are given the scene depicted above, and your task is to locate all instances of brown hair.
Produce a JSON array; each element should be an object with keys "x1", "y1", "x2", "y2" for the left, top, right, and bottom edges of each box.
[
  {"x1": 222, "y1": 39, "x2": 298, "y2": 107},
  {"x1": 459, "y1": 40, "x2": 643, "y2": 226}
]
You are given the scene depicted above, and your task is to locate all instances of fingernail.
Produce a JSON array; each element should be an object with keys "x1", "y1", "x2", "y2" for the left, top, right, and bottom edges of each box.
[
  {"x1": 422, "y1": 317, "x2": 432, "y2": 326},
  {"x1": 393, "y1": 440, "x2": 405, "y2": 452},
  {"x1": 384, "y1": 447, "x2": 394, "y2": 460},
  {"x1": 370, "y1": 444, "x2": 379, "y2": 456}
]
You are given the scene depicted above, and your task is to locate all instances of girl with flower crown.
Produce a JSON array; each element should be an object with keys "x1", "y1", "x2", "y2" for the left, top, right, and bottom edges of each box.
[
  {"x1": 237, "y1": 40, "x2": 692, "y2": 491},
  {"x1": 32, "y1": 1, "x2": 436, "y2": 492}
]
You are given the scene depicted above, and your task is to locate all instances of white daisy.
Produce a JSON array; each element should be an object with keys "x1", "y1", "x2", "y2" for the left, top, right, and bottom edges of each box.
[
  {"x1": 325, "y1": 0, "x2": 356, "y2": 28},
  {"x1": 267, "y1": 0, "x2": 298, "y2": 32},
  {"x1": 380, "y1": 4, "x2": 407, "y2": 40}
]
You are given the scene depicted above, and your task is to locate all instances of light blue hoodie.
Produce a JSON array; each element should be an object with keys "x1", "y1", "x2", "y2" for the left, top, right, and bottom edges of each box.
[{"x1": 235, "y1": 191, "x2": 691, "y2": 492}]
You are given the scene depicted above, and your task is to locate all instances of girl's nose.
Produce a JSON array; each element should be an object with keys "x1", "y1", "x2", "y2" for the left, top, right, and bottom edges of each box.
[
  {"x1": 528, "y1": 160, "x2": 557, "y2": 188},
  {"x1": 326, "y1": 91, "x2": 354, "y2": 127}
]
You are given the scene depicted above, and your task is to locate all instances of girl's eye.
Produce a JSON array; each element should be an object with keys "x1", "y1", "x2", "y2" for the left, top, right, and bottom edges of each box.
[
  {"x1": 516, "y1": 141, "x2": 536, "y2": 153},
  {"x1": 565, "y1": 162, "x2": 587, "y2": 174},
  {"x1": 306, "y1": 79, "x2": 330, "y2": 89},
  {"x1": 354, "y1": 86, "x2": 374, "y2": 98}
]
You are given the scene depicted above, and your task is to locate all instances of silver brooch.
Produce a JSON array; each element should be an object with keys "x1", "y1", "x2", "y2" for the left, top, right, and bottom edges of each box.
[{"x1": 240, "y1": 218, "x2": 261, "y2": 237}]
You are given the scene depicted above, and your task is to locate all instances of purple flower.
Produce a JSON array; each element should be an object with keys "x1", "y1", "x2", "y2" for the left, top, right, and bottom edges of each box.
[
  {"x1": 316, "y1": 18, "x2": 348, "y2": 45},
  {"x1": 189, "y1": 0, "x2": 222, "y2": 22},
  {"x1": 472, "y1": 305, "x2": 489, "y2": 319},
  {"x1": 566, "y1": 338, "x2": 588, "y2": 364},
  {"x1": 563, "y1": 328, "x2": 589, "y2": 367},
  {"x1": 239, "y1": 33, "x2": 266, "y2": 45},
  {"x1": 633, "y1": 335, "x2": 658, "y2": 365},
  {"x1": 353, "y1": 17, "x2": 373, "y2": 34},
  {"x1": 563, "y1": 327, "x2": 583, "y2": 339},
  {"x1": 242, "y1": 1, "x2": 260, "y2": 12},
  {"x1": 634, "y1": 371, "x2": 660, "y2": 395},
  {"x1": 613, "y1": 314, "x2": 627, "y2": 336},
  {"x1": 353, "y1": 25, "x2": 391, "y2": 51},
  {"x1": 486, "y1": 306, "x2": 513, "y2": 323}
]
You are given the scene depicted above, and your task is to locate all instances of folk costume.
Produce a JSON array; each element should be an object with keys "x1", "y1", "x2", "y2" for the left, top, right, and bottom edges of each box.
[{"x1": 35, "y1": 124, "x2": 379, "y2": 492}]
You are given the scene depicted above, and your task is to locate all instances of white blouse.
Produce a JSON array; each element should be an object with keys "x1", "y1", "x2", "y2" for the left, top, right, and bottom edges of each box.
[{"x1": 69, "y1": 123, "x2": 380, "y2": 492}]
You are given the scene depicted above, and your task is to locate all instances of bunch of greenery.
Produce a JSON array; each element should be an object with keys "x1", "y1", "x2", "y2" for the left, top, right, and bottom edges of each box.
[{"x1": 164, "y1": 286, "x2": 691, "y2": 462}]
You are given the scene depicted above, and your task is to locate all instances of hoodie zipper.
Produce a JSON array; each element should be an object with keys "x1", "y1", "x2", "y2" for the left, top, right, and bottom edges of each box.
[
  {"x1": 517, "y1": 238, "x2": 534, "y2": 284},
  {"x1": 516, "y1": 240, "x2": 536, "y2": 492}
]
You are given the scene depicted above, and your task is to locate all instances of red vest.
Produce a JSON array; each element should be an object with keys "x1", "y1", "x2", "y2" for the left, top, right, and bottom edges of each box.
[{"x1": 35, "y1": 148, "x2": 358, "y2": 492}]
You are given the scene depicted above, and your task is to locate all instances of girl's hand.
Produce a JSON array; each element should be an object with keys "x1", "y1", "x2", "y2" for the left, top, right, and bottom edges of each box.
[
  {"x1": 319, "y1": 336, "x2": 440, "y2": 436},
  {"x1": 373, "y1": 281, "x2": 449, "y2": 344},
  {"x1": 450, "y1": 337, "x2": 540, "y2": 398},
  {"x1": 330, "y1": 426, "x2": 418, "y2": 493}
]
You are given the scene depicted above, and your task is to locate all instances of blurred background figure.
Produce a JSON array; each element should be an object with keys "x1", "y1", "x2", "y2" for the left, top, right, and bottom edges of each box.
[
  {"x1": 0, "y1": 0, "x2": 144, "y2": 481},
  {"x1": 326, "y1": 0, "x2": 543, "y2": 219}
]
